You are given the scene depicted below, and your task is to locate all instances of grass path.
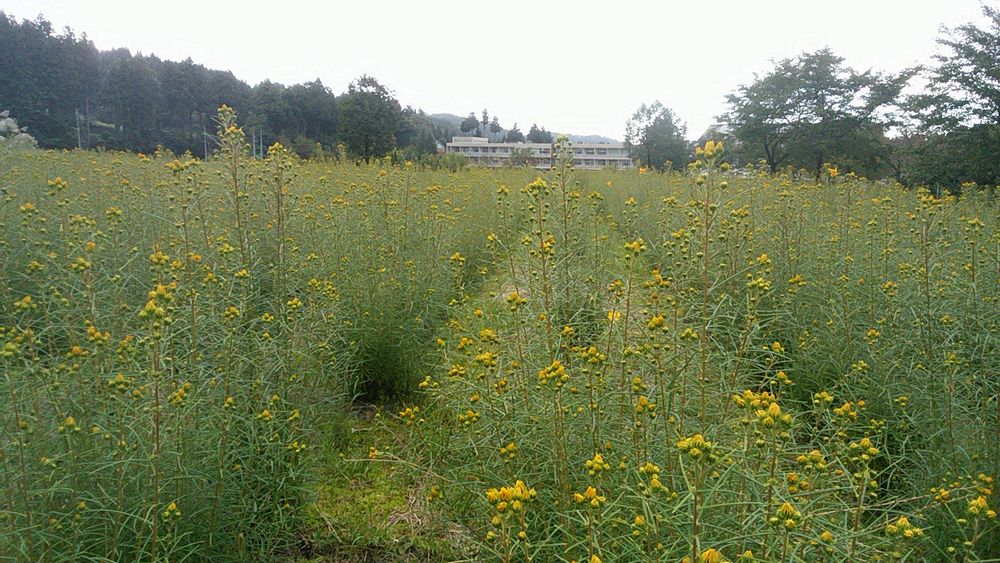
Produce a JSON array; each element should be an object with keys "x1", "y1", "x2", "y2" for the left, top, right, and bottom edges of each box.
[{"x1": 303, "y1": 409, "x2": 471, "y2": 562}]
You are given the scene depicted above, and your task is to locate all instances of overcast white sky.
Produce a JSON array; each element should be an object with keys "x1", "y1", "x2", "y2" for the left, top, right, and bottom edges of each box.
[{"x1": 2, "y1": 0, "x2": 991, "y2": 140}]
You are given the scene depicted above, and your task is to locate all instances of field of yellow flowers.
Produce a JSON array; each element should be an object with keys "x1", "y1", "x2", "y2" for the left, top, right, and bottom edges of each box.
[{"x1": 1, "y1": 110, "x2": 998, "y2": 561}]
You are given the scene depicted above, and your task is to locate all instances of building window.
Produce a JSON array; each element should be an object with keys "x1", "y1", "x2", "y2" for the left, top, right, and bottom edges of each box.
[{"x1": 597, "y1": 148, "x2": 607, "y2": 155}]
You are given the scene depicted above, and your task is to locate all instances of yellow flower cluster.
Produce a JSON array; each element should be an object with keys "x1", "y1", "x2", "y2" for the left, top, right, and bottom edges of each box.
[
  {"x1": 695, "y1": 140, "x2": 724, "y2": 159},
  {"x1": 884, "y1": 515, "x2": 923, "y2": 538},
  {"x1": 848, "y1": 436, "x2": 879, "y2": 462},
  {"x1": 538, "y1": 359, "x2": 569, "y2": 389},
  {"x1": 677, "y1": 434, "x2": 715, "y2": 461},
  {"x1": 795, "y1": 450, "x2": 828, "y2": 472},
  {"x1": 499, "y1": 441, "x2": 517, "y2": 461},
  {"x1": 638, "y1": 461, "x2": 668, "y2": 493},
  {"x1": 578, "y1": 346, "x2": 607, "y2": 364},
  {"x1": 58, "y1": 416, "x2": 81, "y2": 433},
  {"x1": 967, "y1": 495, "x2": 996, "y2": 519},
  {"x1": 398, "y1": 405, "x2": 421, "y2": 426},
  {"x1": 624, "y1": 239, "x2": 647, "y2": 256},
  {"x1": 832, "y1": 401, "x2": 860, "y2": 421},
  {"x1": 732, "y1": 389, "x2": 776, "y2": 409},
  {"x1": 585, "y1": 453, "x2": 610, "y2": 476},
  {"x1": 486, "y1": 480, "x2": 537, "y2": 515},
  {"x1": 574, "y1": 486, "x2": 606, "y2": 508},
  {"x1": 755, "y1": 402, "x2": 793, "y2": 429},
  {"x1": 168, "y1": 383, "x2": 191, "y2": 407},
  {"x1": 681, "y1": 547, "x2": 728, "y2": 563},
  {"x1": 768, "y1": 501, "x2": 801, "y2": 529},
  {"x1": 457, "y1": 409, "x2": 480, "y2": 425}
]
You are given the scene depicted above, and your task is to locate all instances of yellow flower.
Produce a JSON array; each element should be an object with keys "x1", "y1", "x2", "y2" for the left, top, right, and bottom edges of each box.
[
  {"x1": 538, "y1": 360, "x2": 569, "y2": 388},
  {"x1": 574, "y1": 486, "x2": 606, "y2": 508},
  {"x1": 585, "y1": 453, "x2": 610, "y2": 475},
  {"x1": 624, "y1": 239, "x2": 646, "y2": 255},
  {"x1": 968, "y1": 495, "x2": 989, "y2": 515}
]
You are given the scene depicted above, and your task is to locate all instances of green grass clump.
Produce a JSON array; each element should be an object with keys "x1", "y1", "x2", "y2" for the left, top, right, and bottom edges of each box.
[{"x1": 304, "y1": 413, "x2": 466, "y2": 562}]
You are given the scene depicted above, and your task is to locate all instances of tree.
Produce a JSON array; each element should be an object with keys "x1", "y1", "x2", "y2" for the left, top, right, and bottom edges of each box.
[
  {"x1": 101, "y1": 55, "x2": 164, "y2": 151},
  {"x1": 489, "y1": 116, "x2": 502, "y2": 140},
  {"x1": 0, "y1": 12, "x2": 101, "y2": 147},
  {"x1": 526, "y1": 123, "x2": 552, "y2": 143},
  {"x1": 925, "y1": 5, "x2": 1000, "y2": 127},
  {"x1": 395, "y1": 106, "x2": 440, "y2": 158},
  {"x1": 902, "y1": 5, "x2": 1000, "y2": 188},
  {"x1": 156, "y1": 57, "x2": 208, "y2": 153},
  {"x1": 508, "y1": 147, "x2": 533, "y2": 167},
  {"x1": 336, "y1": 75, "x2": 401, "y2": 162},
  {"x1": 722, "y1": 48, "x2": 909, "y2": 177},
  {"x1": 283, "y1": 79, "x2": 338, "y2": 152},
  {"x1": 624, "y1": 101, "x2": 689, "y2": 170},
  {"x1": 252, "y1": 80, "x2": 294, "y2": 148},
  {"x1": 504, "y1": 123, "x2": 525, "y2": 143},
  {"x1": 460, "y1": 112, "x2": 480, "y2": 136},
  {"x1": 413, "y1": 129, "x2": 438, "y2": 155}
]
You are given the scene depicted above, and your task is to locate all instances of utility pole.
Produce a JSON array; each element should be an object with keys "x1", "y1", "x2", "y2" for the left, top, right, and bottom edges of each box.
[
  {"x1": 85, "y1": 99, "x2": 91, "y2": 148},
  {"x1": 75, "y1": 109, "x2": 82, "y2": 149}
]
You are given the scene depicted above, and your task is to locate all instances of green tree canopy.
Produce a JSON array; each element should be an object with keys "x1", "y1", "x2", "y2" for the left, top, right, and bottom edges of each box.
[
  {"x1": 504, "y1": 123, "x2": 525, "y2": 143},
  {"x1": 336, "y1": 75, "x2": 401, "y2": 162},
  {"x1": 489, "y1": 116, "x2": 502, "y2": 140},
  {"x1": 902, "y1": 5, "x2": 1000, "y2": 188},
  {"x1": 922, "y1": 5, "x2": 1000, "y2": 128},
  {"x1": 101, "y1": 56, "x2": 163, "y2": 151},
  {"x1": 394, "y1": 106, "x2": 441, "y2": 159},
  {"x1": 624, "y1": 101, "x2": 689, "y2": 170},
  {"x1": 460, "y1": 112, "x2": 480, "y2": 135},
  {"x1": 722, "y1": 48, "x2": 910, "y2": 177},
  {"x1": 526, "y1": 124, "x2": 552, "y2": 143},
  {"x1": 283, "y1": 80, "x2": 338, "y2": 148}
]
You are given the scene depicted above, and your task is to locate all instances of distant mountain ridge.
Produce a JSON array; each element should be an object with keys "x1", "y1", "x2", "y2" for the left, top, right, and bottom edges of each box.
[
  {"x1": 428, "y1": 113, "x2": 464, "y2": 129},
  {"x1": 429, "y1": 113, "x2": 619, "y2": 144},
  {"x1": 560, "y1": 133, "x2": 620, "y2": 144}
]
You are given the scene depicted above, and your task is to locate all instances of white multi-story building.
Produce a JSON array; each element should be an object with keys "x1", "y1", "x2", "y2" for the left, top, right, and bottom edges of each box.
[{"x1": 445, "y1": 136, "x2": 633, "y2": 170}]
